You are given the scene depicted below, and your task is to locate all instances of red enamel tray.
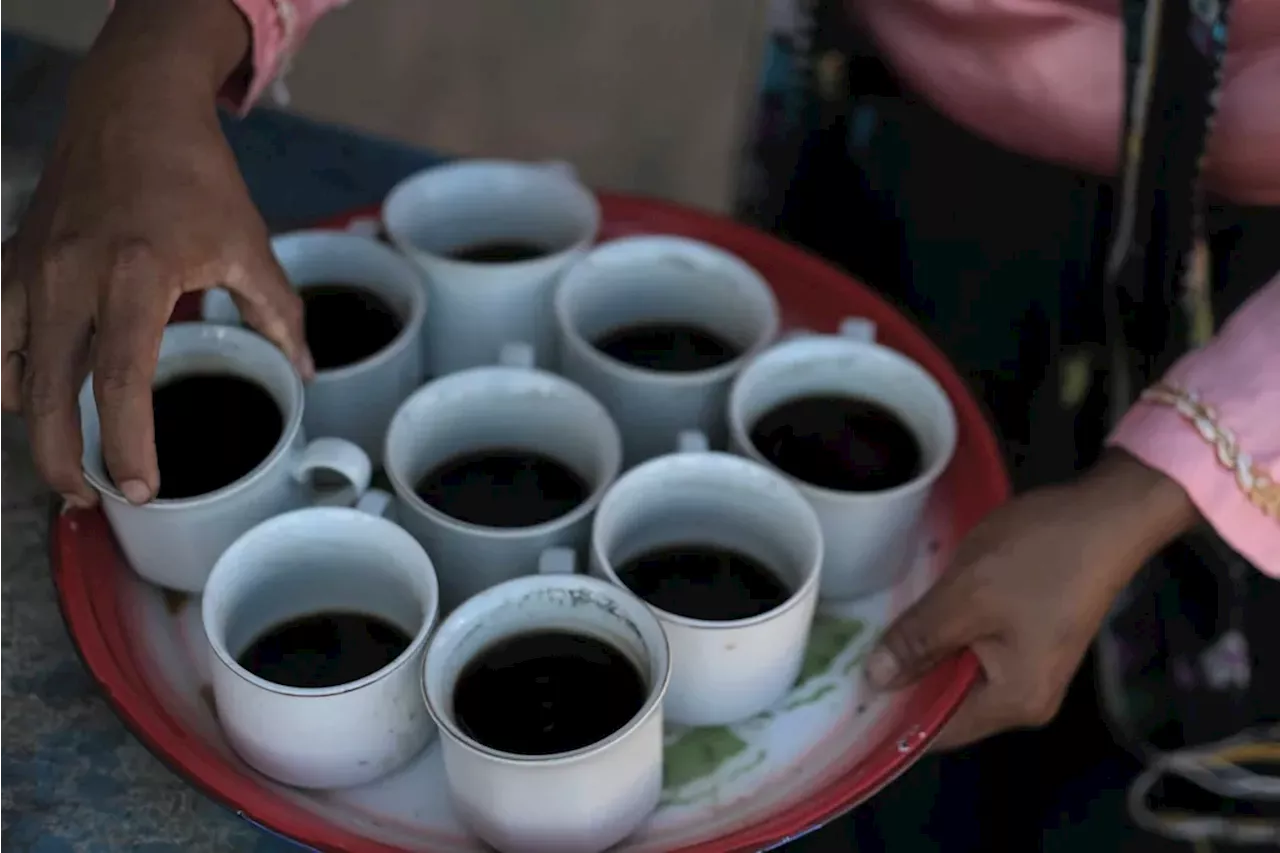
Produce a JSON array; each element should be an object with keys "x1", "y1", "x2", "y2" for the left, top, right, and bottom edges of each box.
[{"x1": 53, "y1": 193, "x2": 1008, "y2": 852}]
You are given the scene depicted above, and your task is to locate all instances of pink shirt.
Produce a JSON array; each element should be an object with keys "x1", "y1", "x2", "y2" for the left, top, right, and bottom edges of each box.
[
  {"x1": 854, "y1": 0, "x2": 1280, "y2": 206},
  {"x1": 222, "y1": 0, "x2": 339, "y2": 108},
  {"x1": 225, "y1": 0, "x2": 1280, "y2": 575}
]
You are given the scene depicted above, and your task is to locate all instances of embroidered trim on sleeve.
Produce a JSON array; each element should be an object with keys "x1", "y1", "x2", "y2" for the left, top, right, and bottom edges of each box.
[
  {"x1": 1141, "y1": 383, "x2": 1280, "y2": 520},
  {"x1": 268, "y1": 0, "x2": 300, "y2": 106}
]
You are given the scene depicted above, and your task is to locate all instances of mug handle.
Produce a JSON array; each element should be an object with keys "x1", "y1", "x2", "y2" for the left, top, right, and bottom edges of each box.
[
  {"x1": 344, "y1": 216, "x2": 382, "y2": 239},
  {"x1": 200, "y1": 287, "x2": 242, "y2": 326},
  {"x1": 292, "y1": 437, "x2": 373, "y2": 506},
  {"x1": 779, "y1": 316, "x2": 877, "y2": 344},
  {"x1": 354, "y1": 488, "x2": 394, "y2": 518},
  {"x1": 498, "y1": 341, "x2": 536, "y2": 369},
  {"x1": 538, "y1": 547, "x2": 578, "y2": 575},
  {"x1": 538, "y1": 160, "x2": 579, "y2": 182},
  {"x1": 838, "y1": 317, "x2": 877, "y2": 342},
  {"x1": 676, "y1": 430, "x2": 709, "y2": 454}
]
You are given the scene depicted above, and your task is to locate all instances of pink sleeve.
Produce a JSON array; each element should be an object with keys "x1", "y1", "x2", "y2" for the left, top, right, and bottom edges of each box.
[
  {"x1": 1107, "y1": 276, "x2": 1280, "y2": 574},
  {"x1": 222, "y1": 0, "x2": 346, "y2": 111}
]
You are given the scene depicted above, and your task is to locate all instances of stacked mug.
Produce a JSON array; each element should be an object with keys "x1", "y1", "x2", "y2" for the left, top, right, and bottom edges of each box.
[{"x1": 79, "y1": 159, "x2": 957, "y2": 853}]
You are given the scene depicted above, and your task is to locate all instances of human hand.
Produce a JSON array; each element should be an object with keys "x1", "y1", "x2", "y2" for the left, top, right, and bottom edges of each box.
[
  {"x1": 865, "y1": 451, "x2": 1199, "y2": 749},
  {"x1": 1, "y1": 0, "x2": 311, "y2": 508}
]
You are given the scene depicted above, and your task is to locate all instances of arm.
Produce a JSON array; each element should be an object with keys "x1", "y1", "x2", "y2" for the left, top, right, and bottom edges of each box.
[
  {"x1": 1107, "y1": 275, "x2": 1280, "y2": 574},
  {"x1": 92, "y1": 0, "x2": 253, "y2": 106},
  {"x1": 863, "y1": 283, "x2": 1278, "y2": 746},
  {"x1": 2, "y1": 0, "x2": 337, "y2": 506},
  {"x1": 100, "y1": 0, "x2": 344, "y2": 112}
]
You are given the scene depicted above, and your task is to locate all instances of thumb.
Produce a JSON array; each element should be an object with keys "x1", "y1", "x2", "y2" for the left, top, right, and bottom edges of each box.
[{"x1": 865, "y1": 576, "x2": 980, "y2": 690}]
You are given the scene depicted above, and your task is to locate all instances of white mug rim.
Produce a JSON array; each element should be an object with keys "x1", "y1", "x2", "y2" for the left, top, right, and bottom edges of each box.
[
  {"x1": 268, "y1": 229, "x2": 429, "y2": 383},
  {"x1": 553, "y1": 235, "x2": 781, "y2": 388},
  {"x1": 202, "y1": 506, "x2": 440, "y2": 698},
  {"x1": 591, "y1": 450, "x2": 824, "y2": 632},
  {"x1": 80, "y1": 323, "x2": 305, "y2": 511},
  {"x1": 420, "y1": 573, "x2": 670, "y2": 766},
  {"x1": 383, "y1": 366, "x2": 623, "y2": 540},
  {"x1": 728, "y1": 336, "x2": 958, "y2": 503},
  {"x1": 381, "y1": 159, "x2": 601, "y2": 270}
]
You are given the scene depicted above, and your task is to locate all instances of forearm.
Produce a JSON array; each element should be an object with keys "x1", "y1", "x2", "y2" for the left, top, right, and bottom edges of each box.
[
  {"x1": 1075, "y1": 450, "x2": 1200, "y2": 595},
  {"x1": 82, "y1": 0, "x2": 250, "y2": 105},
  {"x1": 87, "y1": 0, "x2": 344, "y2": 113}
]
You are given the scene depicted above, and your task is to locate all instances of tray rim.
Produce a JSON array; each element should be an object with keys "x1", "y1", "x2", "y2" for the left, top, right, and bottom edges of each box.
[{"x1": 52, "y1": 191, "x2": 1009, "y2": 853}]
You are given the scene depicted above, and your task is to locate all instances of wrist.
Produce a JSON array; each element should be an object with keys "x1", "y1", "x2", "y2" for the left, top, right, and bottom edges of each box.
[
  {"x1": 75, "y1": 0, "x2": 250, "y2": 106},
  {"x1": 1076, "y1": 449, "x2": 1199, "y2": 581}
]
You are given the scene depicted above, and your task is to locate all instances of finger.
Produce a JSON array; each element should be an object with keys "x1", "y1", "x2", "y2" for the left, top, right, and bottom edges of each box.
[
  {"x1": 932, "y1": 640, "x2": 1071, "y2": 752},
  {"x1": 2, "y1": 266, "x2": 29, "y2": 413},
  {"x1": 864, "y1": 572, "x2": 982, "y2": 690},
  {"x1": 930, "y1": 684, "x2": 999, "y2": 752},
  {"x1": 222, "y1": 245, "x2": 313, "y2": 380},
  {"x1": 929, "y1": 640, "x2": 1019, "y2": 751},
  {"x1": 24, "y1": 299, "x2": 95, "y2": 507},
  {"x1": 2, "y1": 352, "x2": 26, "y2": 413},
  {"x1": 94, "y1": 259, "x2": 180, "y2": 505}
]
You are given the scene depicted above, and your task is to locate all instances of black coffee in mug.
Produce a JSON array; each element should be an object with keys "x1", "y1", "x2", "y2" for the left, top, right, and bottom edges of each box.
[
  {"x1": 749, "y1": 394, "x2": 922, "y2": 492},
  {"x1": 447, "y1": 240, "x2": 550, "y2": 264},
  {"x1": 300, "y1": 283, "x2": 403, "y2": 370},
  {"x1": 615, "y1": 544, "x2": 791, "y2": 621},
  {"x1": 452, "y1": 629, "x2": 646, "y2": 755},
  {"x1": 146, "y1": 374, "x2": 283, "y2": 500},
  {"x1": 414, "y1": 448, "x2": 589, "y2": 528},
  {"x1": 592, "y1": 322, "x2": 740, "y2": 373},
  {"x1": 237, "y1": 611, "x2": 412, "y2": 689}
]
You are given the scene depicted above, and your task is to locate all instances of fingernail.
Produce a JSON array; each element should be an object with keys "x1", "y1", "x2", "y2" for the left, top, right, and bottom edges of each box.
[
  {"x1": 865, "y1": 646, "x2": 901, "y2": 690},
  {"x1": 60, "y1": 494, "x2": 93, "y2": 513},
  {"x1": 120, "y1": 479, "x2": 152, "y2": 505}
]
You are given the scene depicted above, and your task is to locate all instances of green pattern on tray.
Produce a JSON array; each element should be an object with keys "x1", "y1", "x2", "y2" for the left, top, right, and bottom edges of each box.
[{"x1": 661, "y1": 615, "x2": 867, "y2": 804}]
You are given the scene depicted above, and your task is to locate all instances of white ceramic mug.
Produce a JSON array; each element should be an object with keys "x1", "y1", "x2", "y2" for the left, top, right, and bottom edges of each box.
[
  {"x1": 591, "y1": 430, "x2": 823, "y2": 727},
  {"x1": 384, "y1": 343, "x2": 623, "y2": 613},
  {"x1": 383, "y1": 159, "x2": 600, "y2": 376},
  {"x1": 200, "y1": 230, "x2": 428, "y2": 465},
  {"x1": 79, "y1": 323, "x2": 374, "y2": 593},
  {"x1": 554, "y1": 235, "x2": 780, "y2": 466},
  {"x1": 422, "y1": 554, "x2": 669, "y2": 853},
  {"x1": 202, "y1": 493, "x2": 440, "y2": 789},
  {"x1": 727, "y1": 319, "x2": 958, "y2": 600}
]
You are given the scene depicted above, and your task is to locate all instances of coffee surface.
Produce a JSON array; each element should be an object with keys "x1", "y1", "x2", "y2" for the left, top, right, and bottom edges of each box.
[
  {"x1": 415, "y1": 448, "x2": 589, "y2": 528},
  {"x1": 615, "y1": 544, "x2": 791, "y2": 621},
  {"x1": 300, "y1": 283, "x2": 403, "y2": 370},
  {"x1": 447, "y1": 240, "x2": 549, "y2": 264},
  {"x1": 452, "y1": 629, "x2": 646, "y2": 755},
  {"x1": 750, "y1": 394, "x2": 922, "y2": 492},
  {"x1": 148, "y1": 374, "x2": 283, "y2": 499},
  {"x1": 593, "y1": 321, "x2": 740, "y2": 373},
  {"x1": 236, "y1": 611, "x2": 412, "y2": 689}
]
